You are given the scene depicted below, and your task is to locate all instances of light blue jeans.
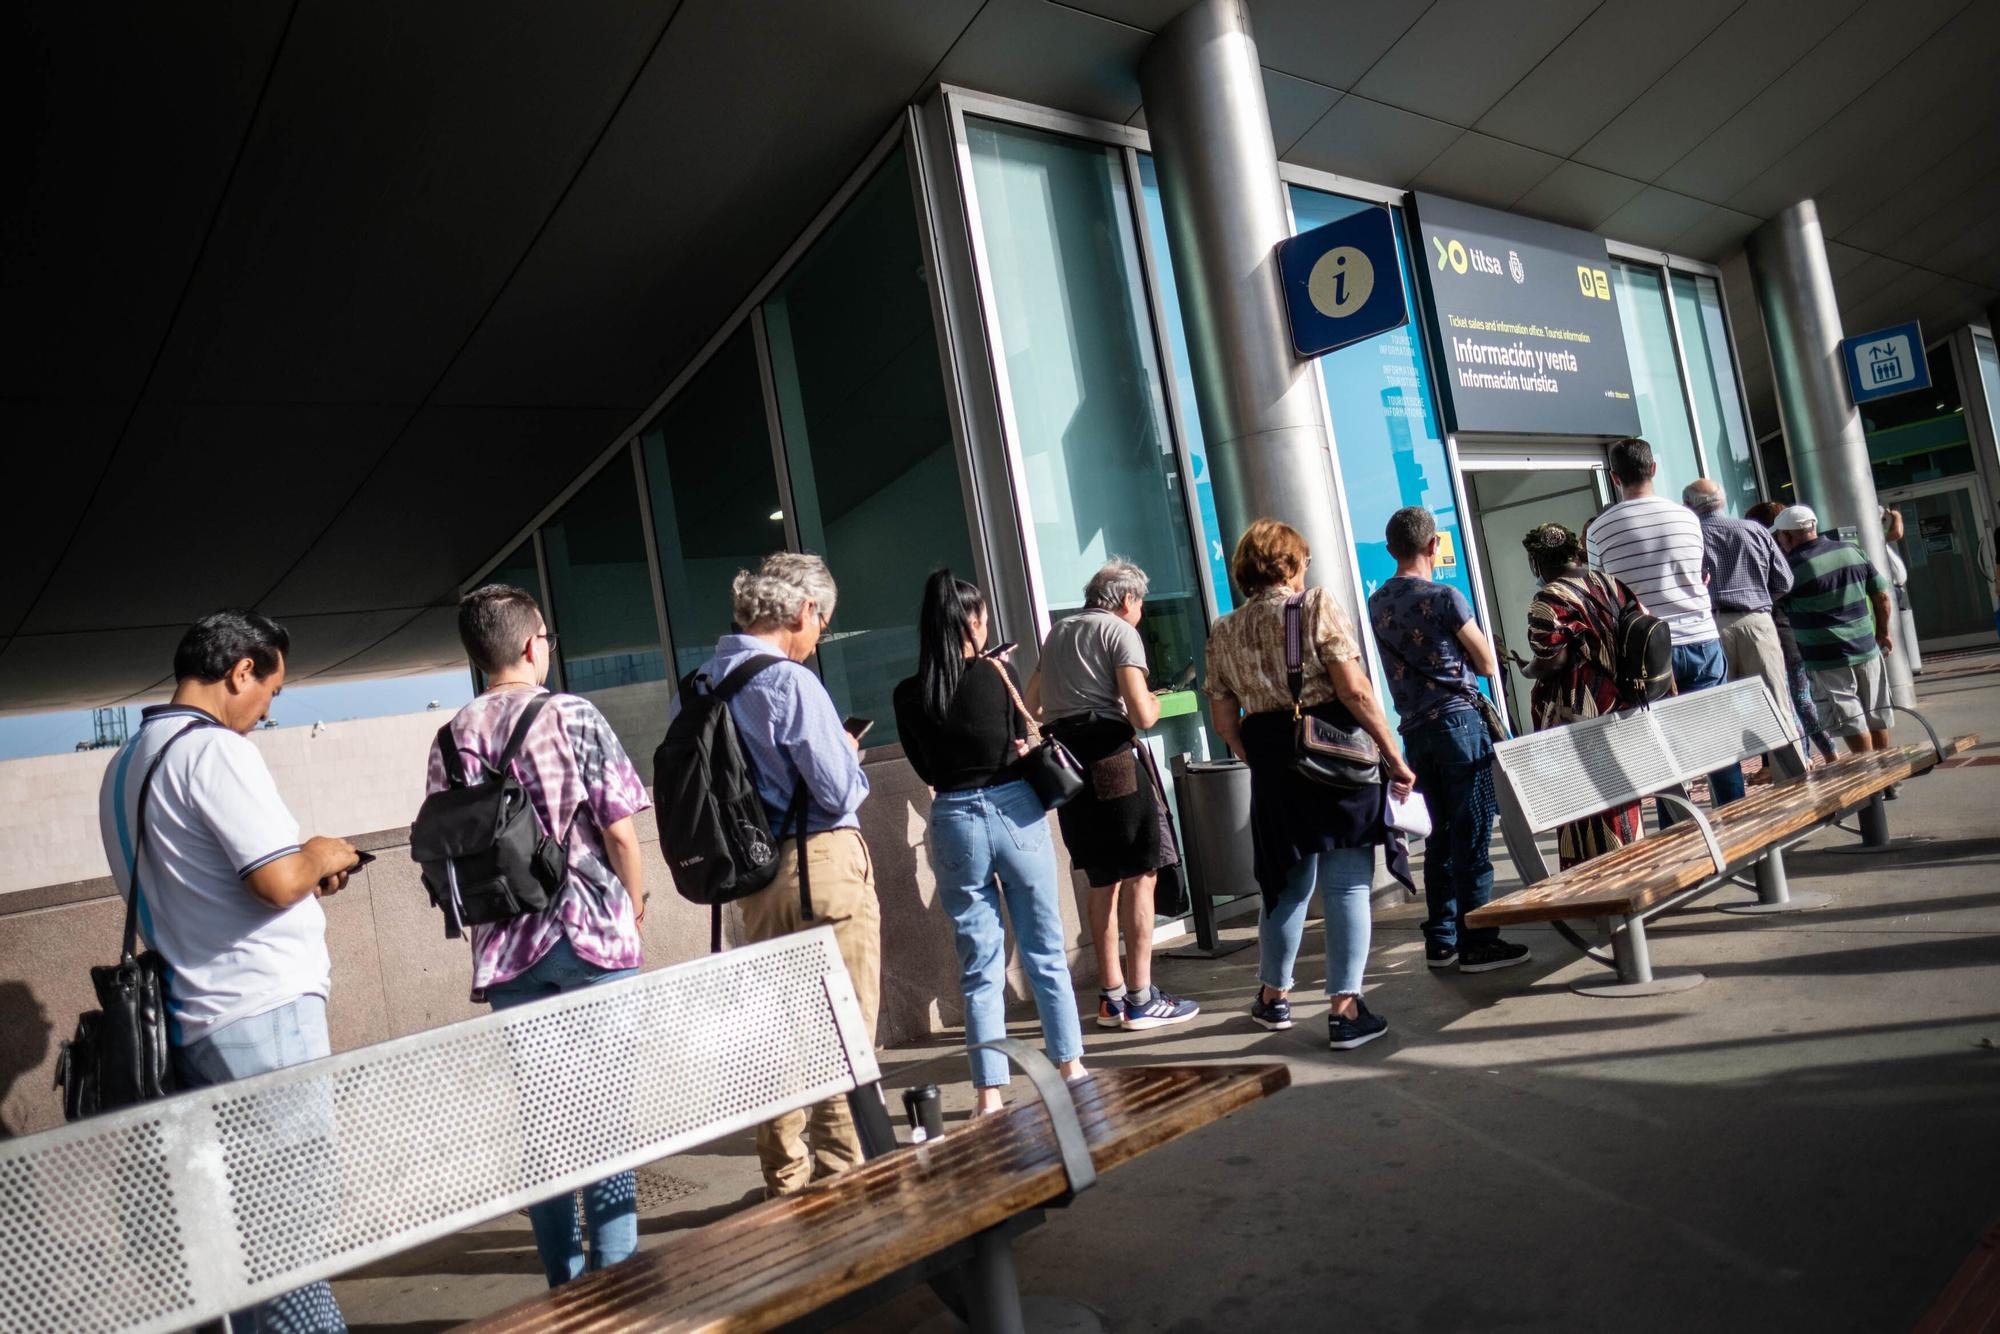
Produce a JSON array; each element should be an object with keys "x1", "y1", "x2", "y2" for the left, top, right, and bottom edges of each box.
[
  {"x1": 929, "y1": 780, "x2": 1085, "y2": 1088},
  {"x1": 486, "y1": 935, "x2": 640, "y2": 1288},
  {"x1": 1259, "y1": 847, "x2": 1375, "y2": 997},
  {"x1": 175, "y1": 996, "x2": 346, "y2": 1334}
]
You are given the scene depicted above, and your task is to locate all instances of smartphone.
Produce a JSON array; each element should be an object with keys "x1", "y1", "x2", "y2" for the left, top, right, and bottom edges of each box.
[
  {"x1": 350, "y1": 850, "x2": 377, "y2": 868},
  {"x1": 980, "y1": 640, "x2": 1017, "y2": 660},
  {"x1": 843, "y1": 716, "x2": 875, "y2": 742}
]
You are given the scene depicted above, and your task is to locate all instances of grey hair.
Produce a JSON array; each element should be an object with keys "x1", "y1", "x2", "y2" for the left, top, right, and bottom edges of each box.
[
  {"x1": 1682, "y1": 478, "x2": 1724, "y2": 514},
  {"x1": 731, "y1": 552, "x2": 838, "y2": 632},
  {"x1": 1083, "y1": 558, "x2": 1149, "y2": 611}
]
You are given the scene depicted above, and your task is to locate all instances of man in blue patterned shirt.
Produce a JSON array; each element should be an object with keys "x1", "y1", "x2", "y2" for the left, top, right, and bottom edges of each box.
[{"x1": 1367, "y1": 507, "x2": 1528, "y2": 975}]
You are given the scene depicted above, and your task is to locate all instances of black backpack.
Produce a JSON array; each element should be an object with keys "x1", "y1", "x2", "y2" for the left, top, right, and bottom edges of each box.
[
  {"x1": 653, "y1": 657, "x2": 810, "y2": 951},
  {"x1": 410, "y1": 695, "x2": 570, "y2": 939},
  {"x1": 1608, "y1": 602, "x2": 1674, "y2": 708}
]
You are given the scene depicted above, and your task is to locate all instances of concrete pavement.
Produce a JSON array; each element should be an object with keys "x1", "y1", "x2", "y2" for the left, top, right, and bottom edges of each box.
[{"x1": 336, "y1": 660, "x2": 2000, "y2": 1333}]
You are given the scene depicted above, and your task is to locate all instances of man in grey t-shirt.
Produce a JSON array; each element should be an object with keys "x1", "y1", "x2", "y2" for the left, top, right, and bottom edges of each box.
[{"x1": 1026, "y1": 560, "x2": 1197, "y2": 1033}]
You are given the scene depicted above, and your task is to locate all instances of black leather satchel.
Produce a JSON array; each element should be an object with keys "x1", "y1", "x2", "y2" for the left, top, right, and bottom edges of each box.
[
  {"x1": 56, "y1": 719, "x2": 216, "y2": 1121},
  {"x1": 990, "y1": 659, "x2": 1085, "y2": 810},
  {"x1": 1284, "y1": 592, "x2": 1381, "y2": 791}
]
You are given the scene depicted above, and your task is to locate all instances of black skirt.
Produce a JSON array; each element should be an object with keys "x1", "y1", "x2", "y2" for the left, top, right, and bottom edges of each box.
[{"x1": 1048, "y1": 713, "x2": 1181, "y2": 889}]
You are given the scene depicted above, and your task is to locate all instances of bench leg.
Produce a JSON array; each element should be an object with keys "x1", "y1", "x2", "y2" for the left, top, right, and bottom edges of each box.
[
  {"x1": 1832, "y1": 793, "x2": 1919, "y2": 855},
  {"x1": 1569, "y1": 913, "x2": 1704, "y2": 998},
  {"x1": 967, "y1": 1225, "x2": 1027, "y2": 1334},
  {"x1": 1720, "y1": 848, "x2": 1833, "y2": 914}
]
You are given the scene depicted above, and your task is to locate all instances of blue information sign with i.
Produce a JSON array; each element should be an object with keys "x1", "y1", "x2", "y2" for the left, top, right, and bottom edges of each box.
[{"x1": 1276, "y1": 206, "x2": 1407, "y2": 359}]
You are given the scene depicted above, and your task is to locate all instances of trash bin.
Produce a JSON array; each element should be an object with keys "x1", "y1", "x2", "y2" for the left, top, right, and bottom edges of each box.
[{"x1": 1165, "y1": 754, "x2": 1257, "y2": 958}]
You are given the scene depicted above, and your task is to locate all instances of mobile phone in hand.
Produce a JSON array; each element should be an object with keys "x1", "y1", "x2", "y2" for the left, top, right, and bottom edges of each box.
[
  {"x1": 843, "y1": 716, "x2": 875, "y2": 742},
  {"x1": 980, "y1": 640, "x2": 1017, "y2": 660},
  {"x1": 350, "y1": 850, "x2": 377, "y2": 868}
]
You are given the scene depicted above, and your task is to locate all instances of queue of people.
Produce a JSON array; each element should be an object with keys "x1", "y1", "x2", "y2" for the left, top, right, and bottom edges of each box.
[{"x1": 93, "y1": 432, "x2": 1919, "y2": 1319}]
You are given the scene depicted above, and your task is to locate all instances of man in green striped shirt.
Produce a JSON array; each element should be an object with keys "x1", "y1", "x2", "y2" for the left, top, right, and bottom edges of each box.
[{"x1": 1773, "y1": 505, "x2": 1894, "y2": 754}]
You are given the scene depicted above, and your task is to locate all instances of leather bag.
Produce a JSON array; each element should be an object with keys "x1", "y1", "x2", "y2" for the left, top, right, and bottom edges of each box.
[
  {"x1": 55, "y1": 719, "x2": 216, "y2": 1121},
  {"x1": 1283, "y1": 592, "x2": 1381, "y2": 791},
  {"x1": 990, "y1": 658, "x2": 1085, "y2": 810}
]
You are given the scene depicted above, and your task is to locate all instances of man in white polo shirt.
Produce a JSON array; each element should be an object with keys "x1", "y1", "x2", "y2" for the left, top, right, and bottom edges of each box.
[
  {"x1": 98, "y1": 609, "x2": 358, "y2": 1334},
  {"x1": 1588, "y1": 437, "x2": 1745, "y2": 811}
]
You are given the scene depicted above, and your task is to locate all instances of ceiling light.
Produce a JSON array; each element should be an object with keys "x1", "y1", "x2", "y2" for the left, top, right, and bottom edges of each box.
[{"x1": 768, "y1": 510, "x2": 784, "y2": 521}]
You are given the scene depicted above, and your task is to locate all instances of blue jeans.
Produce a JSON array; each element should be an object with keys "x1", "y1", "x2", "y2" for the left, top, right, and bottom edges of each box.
[
  {"x1": 1403, "y1": 710, "x2": 1498, "y2": 951},
  {"x1": 929, "y1": 780, "x2": 1085, "y2": 1089},
  {"x1": 175, "y1": 997, "x2": 346, "y2": 1334},
  {"x1": 486, "y1": 935, "x2": 640, "y2": 1288},
  {"x1": 1259, "y1": 846, "x2": 1375, "y2": 997},
  {"x1": 1662, "y1": 639, "x2": 1746, "y2": 825}
]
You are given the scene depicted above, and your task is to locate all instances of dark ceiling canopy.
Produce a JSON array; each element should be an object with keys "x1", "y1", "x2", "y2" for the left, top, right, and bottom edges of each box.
[{"x1": 6, "y1": 0, "x2": 1997, "y2": 713}]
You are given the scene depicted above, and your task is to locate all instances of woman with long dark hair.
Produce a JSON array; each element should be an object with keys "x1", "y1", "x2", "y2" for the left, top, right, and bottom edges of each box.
[{"x1": 894, "y1": 570, "x2": 1087, "y2": 1112}]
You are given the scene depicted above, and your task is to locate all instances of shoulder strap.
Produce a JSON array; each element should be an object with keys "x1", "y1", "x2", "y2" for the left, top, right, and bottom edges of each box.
[
  {"x1": 987, "y1": 657, "x2": 1042, "y2": 741},
  {"x1": 496, "y1": 694, "x2": 552, "y2": 772},
  {"x1": 710, "y1": 654, "x2": 786, "y2": 701},
  {"x1": 433, "y1": 723, "x2": 466, "y2": 788},
  {"x1": 1283, "y1": 592, "x2": 1308, "y2": 713},
  {"x1": 123, "y1": 719, "x2": 222, "y2": 963}
]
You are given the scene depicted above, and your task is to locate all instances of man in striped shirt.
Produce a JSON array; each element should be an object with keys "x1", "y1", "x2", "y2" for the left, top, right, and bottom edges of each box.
[
  {"x1": 1772, "y1": 505, "x2": 1895, "y2": 753},
  {"x1": 1589, "y1": 436, "x2": 1744, "y2": 807}
]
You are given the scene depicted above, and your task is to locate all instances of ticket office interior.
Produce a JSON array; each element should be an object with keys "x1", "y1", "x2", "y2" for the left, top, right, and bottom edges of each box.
[{"x1": 464, "y1": 88, "x2": 1778, "y2": 828}]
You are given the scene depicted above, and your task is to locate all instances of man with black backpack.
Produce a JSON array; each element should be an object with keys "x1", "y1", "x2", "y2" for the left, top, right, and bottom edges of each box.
[
  {"x1": 424, "y1": 584, "x2": 651, "y2": 1288},
  {"x1": 666, "y1": 552, "x2": 879, "y2": 1198}
]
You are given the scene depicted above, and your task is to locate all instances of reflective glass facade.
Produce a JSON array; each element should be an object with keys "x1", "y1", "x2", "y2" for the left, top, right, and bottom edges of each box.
[
  {"x1": 1671, "y1": 271, "x2": 1760, "y2": 514},
  {"x1": 1609, "y1": 260, "x2": 1702, "y2": 502}
]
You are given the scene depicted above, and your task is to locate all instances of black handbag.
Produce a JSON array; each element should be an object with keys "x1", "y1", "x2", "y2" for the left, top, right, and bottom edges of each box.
[
  {"x1": 990, "y1": 659, "x2": 1085, "y2": 810},
  {"x1": 1283, "y1": 592, "x2": 1381, "y2": 791},
  {"x1": 55, "y1": 719, "x2": 216, "y2": 1121}
]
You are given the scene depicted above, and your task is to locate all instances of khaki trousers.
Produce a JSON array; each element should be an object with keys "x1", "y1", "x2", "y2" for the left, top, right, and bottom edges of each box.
[
  {"x1": 1717, "y1": 609, "x2": 1796, "y2": 764},
  {"x1": 735, "y1": 827, "x2": 882, "y2": 1195}
]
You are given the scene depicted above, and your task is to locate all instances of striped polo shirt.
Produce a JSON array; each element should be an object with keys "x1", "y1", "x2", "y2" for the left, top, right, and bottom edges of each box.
[
  {"x1": 1783, "y1": 535, "x2": 1889, "y2": 668},
  {"x1": 1587, "y1": 494, "x2": 1717, "y2": 645}
]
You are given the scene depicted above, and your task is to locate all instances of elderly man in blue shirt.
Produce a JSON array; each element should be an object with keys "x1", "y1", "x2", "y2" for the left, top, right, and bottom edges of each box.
[
  {"x1": 1685, "y1": 478, "x2": 1794, "y2": 764},
  {"x1": 676, "y1": 551, "x2": 878, "y2": 1196}
]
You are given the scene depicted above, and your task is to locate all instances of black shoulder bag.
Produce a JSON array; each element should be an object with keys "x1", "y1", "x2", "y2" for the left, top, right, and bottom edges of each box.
[
  {"x1": 1284, "y1": 592, "x2": 1381, "y2": 791},
  {"x1": 56, "y1": 719, "x2": 217, "y2": 1121}
]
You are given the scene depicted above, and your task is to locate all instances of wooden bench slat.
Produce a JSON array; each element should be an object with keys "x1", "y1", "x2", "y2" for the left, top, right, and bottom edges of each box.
[
  {"x1": 460, "y1": 1063, "x2": 1290, "y2": 1334},
  {"x1": 1467, "y1": 735, "x2": 1977, "y2": 929}
]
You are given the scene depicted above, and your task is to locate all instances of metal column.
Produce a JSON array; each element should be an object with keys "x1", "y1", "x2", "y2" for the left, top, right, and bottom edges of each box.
[
  {"x1": 1138, "y1": 0, "x2": 1349, "y2": 610},
  {"x1": 1746, "y1": 200, "x2": 1916, "y2": 709}
]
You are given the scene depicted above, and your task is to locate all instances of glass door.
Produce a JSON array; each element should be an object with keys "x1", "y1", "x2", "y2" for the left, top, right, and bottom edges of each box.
[
  {"x1": 1882, "y1": 475, "x2": 1997, "y2": 651},
  {"x1": 1462, "y1": 465, "x2": 1609, "y2": 728}
]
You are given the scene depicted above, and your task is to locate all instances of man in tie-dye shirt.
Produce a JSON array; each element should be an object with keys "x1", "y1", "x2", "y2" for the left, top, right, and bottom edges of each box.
[{"x1": 426, "y1": 583, "x2": 651, "y2": 1289}]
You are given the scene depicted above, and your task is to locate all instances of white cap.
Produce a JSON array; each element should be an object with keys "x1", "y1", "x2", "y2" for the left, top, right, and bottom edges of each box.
[{"x1": 1772, "y1": 504, "x2": 1818, "y2": 533}]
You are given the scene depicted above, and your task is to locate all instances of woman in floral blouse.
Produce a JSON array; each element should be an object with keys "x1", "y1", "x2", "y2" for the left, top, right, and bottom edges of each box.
[{"x1": 1206, "y1": 519, "x2": 1414, "y2": 1052}]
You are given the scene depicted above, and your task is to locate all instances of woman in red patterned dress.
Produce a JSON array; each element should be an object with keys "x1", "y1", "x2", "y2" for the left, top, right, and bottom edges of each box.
[{"x1": 1518, "y1": 522, "x2": 1646, "y2": 868}]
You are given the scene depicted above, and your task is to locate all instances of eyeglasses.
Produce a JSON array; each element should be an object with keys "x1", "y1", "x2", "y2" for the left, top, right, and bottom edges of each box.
[{"x1": 535, "y1": 631, "x2": 560, "y2": 650}]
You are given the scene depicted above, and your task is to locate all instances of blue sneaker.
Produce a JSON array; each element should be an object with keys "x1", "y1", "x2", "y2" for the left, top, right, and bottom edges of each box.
[
  {"x1": 1249, "y1": 991, "x2": 1292, "y2": 1031},
  {"x1": 1122, "y1": 988, "x2": 1199, "y2": 1031},
  {"x1": 1328, "y1": 999, "x2": 1388, "y2": 1051},
  {"x1": 1096, "y1": 992, "x2": 1126, "y2": 1029}
]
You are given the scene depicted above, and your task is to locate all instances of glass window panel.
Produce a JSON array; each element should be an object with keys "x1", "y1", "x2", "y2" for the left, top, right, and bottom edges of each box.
[
  {"x1": 1136, "y1": 153, "x2": 1231, "y2": 612},
  {"x1": 1671, "y1": 271, "x2": 1762, "y2": 514},
  {"x1": 761, "y1": 145, "x2": 975, "y2": 747},
  {"x1": 1975, "y1": 331, "x2": 2000, "y2": 437},
  {"x1": 1610, "y1": 261, "x2": 1701, "y2": 503},
  {"x1": 966, "y1": 118, "x2": 1211, "y2": 774},
  {"x1": 1286, "y1": 186, "x2": 1480, "y2": 728},
  {"x1": 639, "y1": 328, "x2": 785, "y2": 680},
  {"x1": 540, "y1": 461, "x2": 669, "y2": 777}
]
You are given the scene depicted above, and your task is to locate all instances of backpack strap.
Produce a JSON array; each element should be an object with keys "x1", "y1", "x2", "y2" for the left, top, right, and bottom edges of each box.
[
  {"x1": 708, "y1": 653, "x2": 786, "y2": 700},
  {"x1": 433, "y1": 724, "x2": 466, "y2": 788},
  {"x1": 495, "y1": 694, "x2": 552, "y2": 774}
]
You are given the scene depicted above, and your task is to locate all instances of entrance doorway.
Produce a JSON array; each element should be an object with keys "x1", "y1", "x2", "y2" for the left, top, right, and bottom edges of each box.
[
  {"x1": 1881, "y1": 474, "x2": 1997, "y2": 652},
  {"x1": 1461, "y1": 462, "x2": 1609, "y2": 727}
]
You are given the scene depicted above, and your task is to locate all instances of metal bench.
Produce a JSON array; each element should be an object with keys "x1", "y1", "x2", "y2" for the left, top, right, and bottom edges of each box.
[
  {"x1": 1469, "y1": 678, "x2": 1977, "y2": 997},
  {"x1": 0, "y1": 928, "x2": 1287, "y2": 1333}
]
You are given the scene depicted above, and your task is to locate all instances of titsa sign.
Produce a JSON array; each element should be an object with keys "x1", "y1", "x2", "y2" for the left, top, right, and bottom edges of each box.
[{"x1": 1410, "y1": 192, "x2": 1640, "y2": 437}]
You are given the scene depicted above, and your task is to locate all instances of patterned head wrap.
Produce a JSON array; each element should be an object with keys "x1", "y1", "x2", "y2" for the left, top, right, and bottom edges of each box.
[{"x1": 1522, "y1": 522, "x2": 1583, "y2": 579}]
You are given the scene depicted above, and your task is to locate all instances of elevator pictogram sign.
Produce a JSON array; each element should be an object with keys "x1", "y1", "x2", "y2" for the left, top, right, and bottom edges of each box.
[{"x1": 1277, "y1": 206, "x2": 1407, "y2": 359}]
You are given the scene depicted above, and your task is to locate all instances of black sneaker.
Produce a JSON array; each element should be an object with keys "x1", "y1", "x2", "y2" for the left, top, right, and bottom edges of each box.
[
  {"x1": 1458, "y1": 939, "x2": 1532, "y2": 974},
  {"x1": 1328, "y1": 999, "x2": 1388, "y2": 1051},
  {"x1": 1250, "y1": 992, "x2": 1293, "y2": 1031},
  {"x1": 1425, "y1": 942, "x2": 1459, "y2": 969}
]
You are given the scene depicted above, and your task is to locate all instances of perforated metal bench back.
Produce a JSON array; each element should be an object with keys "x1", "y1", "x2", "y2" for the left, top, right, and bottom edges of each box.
[
  {"x1": 1649, "y1": 677, "x2": 1797, "y2": 782},
  {"x1": 0, "y1": 928, "x2": 877, "y2": 1334},
  {"x1": 1491, "y1": 708, "x2": 1679, "y2": 834}
]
